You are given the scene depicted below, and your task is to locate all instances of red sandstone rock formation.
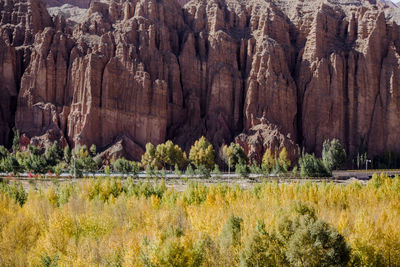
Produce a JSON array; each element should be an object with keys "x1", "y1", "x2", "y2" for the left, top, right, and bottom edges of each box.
[
  {"x1": 236, "y1": 122, "x2": 299, "y2": 164},
  {"x1": 1, "y1": 0, "x2": 400, "y2": 160}
]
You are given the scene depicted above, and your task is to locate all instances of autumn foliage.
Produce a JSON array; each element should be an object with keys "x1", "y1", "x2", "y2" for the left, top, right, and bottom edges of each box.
[{"x1": 0, "y1": 173, "x2": 400, "y2": 265}]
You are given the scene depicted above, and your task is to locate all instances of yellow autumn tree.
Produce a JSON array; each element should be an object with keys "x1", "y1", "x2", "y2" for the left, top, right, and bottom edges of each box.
[
  {"x1": 189, "y1": 136, "x2": 215, "y2": 170},
  {"x1": 262, "y1": 149, "x2": 275, "y2": 171},
  {"x1": 278, "y1": 147, "x2": 291, "y2": 170},
  {"x1": 141, "y1": 143, "x2": 161, "y2": 169},
  {"x1": 155, "y1": 140, "x2": 187, "y2": 170}
]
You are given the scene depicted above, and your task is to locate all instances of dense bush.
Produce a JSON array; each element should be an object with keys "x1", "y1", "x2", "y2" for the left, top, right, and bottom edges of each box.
[
  {"x1": 0, "y1": 155, "x2": 22, "y2": 173},
  {"x1": 112, "y1": 158, "x2": 139, "y2": 176},
  {"x1": 299, "y1": 152, "x2": 331, "y2": 177},
  {"x1": 322, "y1": 139, "x2": 347, "y2": 171},
  {"x1": 0, "y1": 181, "x2": 27, "y2": 206}
]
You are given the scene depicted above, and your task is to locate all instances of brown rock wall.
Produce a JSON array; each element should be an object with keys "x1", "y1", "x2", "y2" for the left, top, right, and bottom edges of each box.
[{"x1": 1, "y1": 0, "x2": 400, "y2": 160}]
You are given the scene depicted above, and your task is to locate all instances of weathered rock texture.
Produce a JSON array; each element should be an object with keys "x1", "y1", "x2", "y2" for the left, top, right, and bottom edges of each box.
[
  {"x1": 1, "y1": 0, "x2": 400, "y2": 160},
  {"x1": 45, "y1": 0, "x2": 91, "y2": 8}
]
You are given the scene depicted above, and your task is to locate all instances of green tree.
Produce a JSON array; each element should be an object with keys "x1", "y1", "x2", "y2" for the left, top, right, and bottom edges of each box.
[
  {"x1": 212, "y1": 164, "x2": 221, "y2": 175},
  {"x1": 174, "y1": 163, "x2": 182, "y2": 176},
  {"x1": 113, "y1": 158, "x2": 139, "y2": 177},
  {"x1": 104, "y1": 165, "x2": 111, "y2": 176},
  {"x1": 285, "y1": 215, "x2": 350, "y2": 266},
  {"x1": 169, "y1": 141, "x2": 187, "y2": 169},
  {"x1": 45, "y1": 142, "x2": 63, "y2": 167},
  {"x1": 0, "y1": 146, "x2": 10, "y2": 160},
  {"x1": 155, "y1": 141, "x2": 187, "y2": 170},
  {"x1": 113, "y1": 158, "x2": 131, "y2": 175},
  {"x1": 195, "y1": 164, "x2": 211, "y2": 178},
  {"x1": 322, "y1": 139, "x2": 347, "y2": 171},
  {"x1": 23, "y1": 154, "x2": 49, "y2": 174},
  {"x1": 240, "y1": 220, "x2": 284, "y2": 266},
  {"x1": 141, "y1": 143, "x2": 161, "y2": 169},
  {"x1": 241, "y1": 202, "x2": 351, "y2": 267},
  {"x1": 63, "y1": 146, "x2": 71, "y2": 164},
  {"x1": 0, "y1": 155, "x2": 22, "y2": 173},
  {"x1": 82, "y1": 156, "x2": 98, "y2": 176},
  {"x1": 70, "y1": 145, "x2": 97, "y2": 178},
  {"x1": 189, "y1": 137, "x2": 215, "y2": 170},
  {"x1": 90, "y1": 144, "x2": 97, "y2": 157},
  {"x1": 12, "y1": 128, "x2": 20, "y2": 153},
  {"x1": 249, "y1": 162, "x2": 263, "y2": 174},
  {"x1": 185, "y1": 164, "x2": 194, "y2": 176},
  {"x1": 0, "y1": 181, "x2": 27, "y2": 206},
  {"x1": 28, "y1": 145, "x2": 41, "y2": 156},
  {"x1": 236, "y1": 163, "x2": 249, "y2": 178},
  {"x1": 221, "y1": 143, "x2": 247, "y2": 173},
  {"x1": 299, "y1": 152, "x2": 331, "y2": 178}
]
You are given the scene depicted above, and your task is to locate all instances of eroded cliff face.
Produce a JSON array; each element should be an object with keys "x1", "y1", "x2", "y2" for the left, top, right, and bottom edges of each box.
[
  {"x1": 1, "y1": 0, "x2": 400, "y2": 159},
  {"x1": 0, "y1": 0, "x2": 52, "y2": 145}
]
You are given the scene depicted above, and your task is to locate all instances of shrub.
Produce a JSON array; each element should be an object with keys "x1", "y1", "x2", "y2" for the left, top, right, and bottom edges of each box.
[
  {"x1": 220, "y1": 215, "x2": 243, "y2": 248},
  {"x1": 0, "y1": 155, "x2": 22, "y2": 174},
  {"x1": 299, "y1": 153, "x2": 331, "y2": 177},
  {"x1": 211, "y1": 164, "x2": 221, "y2": 175},
  {"x1": 0, "y1": 181, "x2": 27, "y2": 206},
  {"x1": 155, "y1": 237, "x2": 189, "y2": 266},
  {"x1": 322, "y1": 139, "x2": 347, "y2": 171},
  {"x1": 183, "y1": 182, "x2": 208, "y2": 205},
  {"x1": 12, "y1": 128, "x2": 20, "y2": 153},
  {"x1": 192, "y1": 234, "x2": 220, "y2": 266},
  {"x1": 240, "y1": 220, "x2": 284, "y2": 267},
  {"x1": 45, "y1": 141, "x2": 63, "y2": 167},
  {"x1": 248, "y1": 162, "x2": 263, "y2": 174},
  {"x1": 185, "y1": 164, "x2": 195, "y2": 176},
  {"x1": 235, "y1": 163, "x2": 249, "y2": 178},
  {"x1": 113, "y1": 158, "x2": 132, "y2": 175},
  {"x1": 174, "y1": 163, "x2": 182, "y2": 176},
  {"x1": 104, "y1": 165, "x2": 111, "y2": 176},
  {"x1": 285, "y1": 217, "x2": 351, "y2": 266},
  {"x1": 195, "y1": 164, "x2": 211, "y2": 178},
  {"x1": 23, "y1": 154, "x2": 49, "y2": 174},
  {"x1": 0, "y1": 146, "x2": 10, "y2": 160}
]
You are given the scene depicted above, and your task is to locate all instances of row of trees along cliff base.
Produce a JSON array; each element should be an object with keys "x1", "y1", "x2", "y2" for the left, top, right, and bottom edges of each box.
[{"x1": 0, "y1": 129, "x2": 391, "y2": 178}]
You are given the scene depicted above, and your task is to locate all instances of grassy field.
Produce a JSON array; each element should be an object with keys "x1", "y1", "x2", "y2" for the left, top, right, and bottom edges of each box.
[{"x1": 0, "y1": 173, "x2": 399, "y2": 266}]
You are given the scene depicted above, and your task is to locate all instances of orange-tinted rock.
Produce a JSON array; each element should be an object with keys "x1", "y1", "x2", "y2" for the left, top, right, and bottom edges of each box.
[
  {"x1": 97, "y1": 135, "x2": 145, "y2": 163},
  {"x1": 236, "y1": 122, "x2": 299, "y2": 164},
  {"x1": 0, "y1": 0, "x2": 52, "y2": 145},
  {"x1": 1, "y1": 0, "x2": 400, "y2": 160}
]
